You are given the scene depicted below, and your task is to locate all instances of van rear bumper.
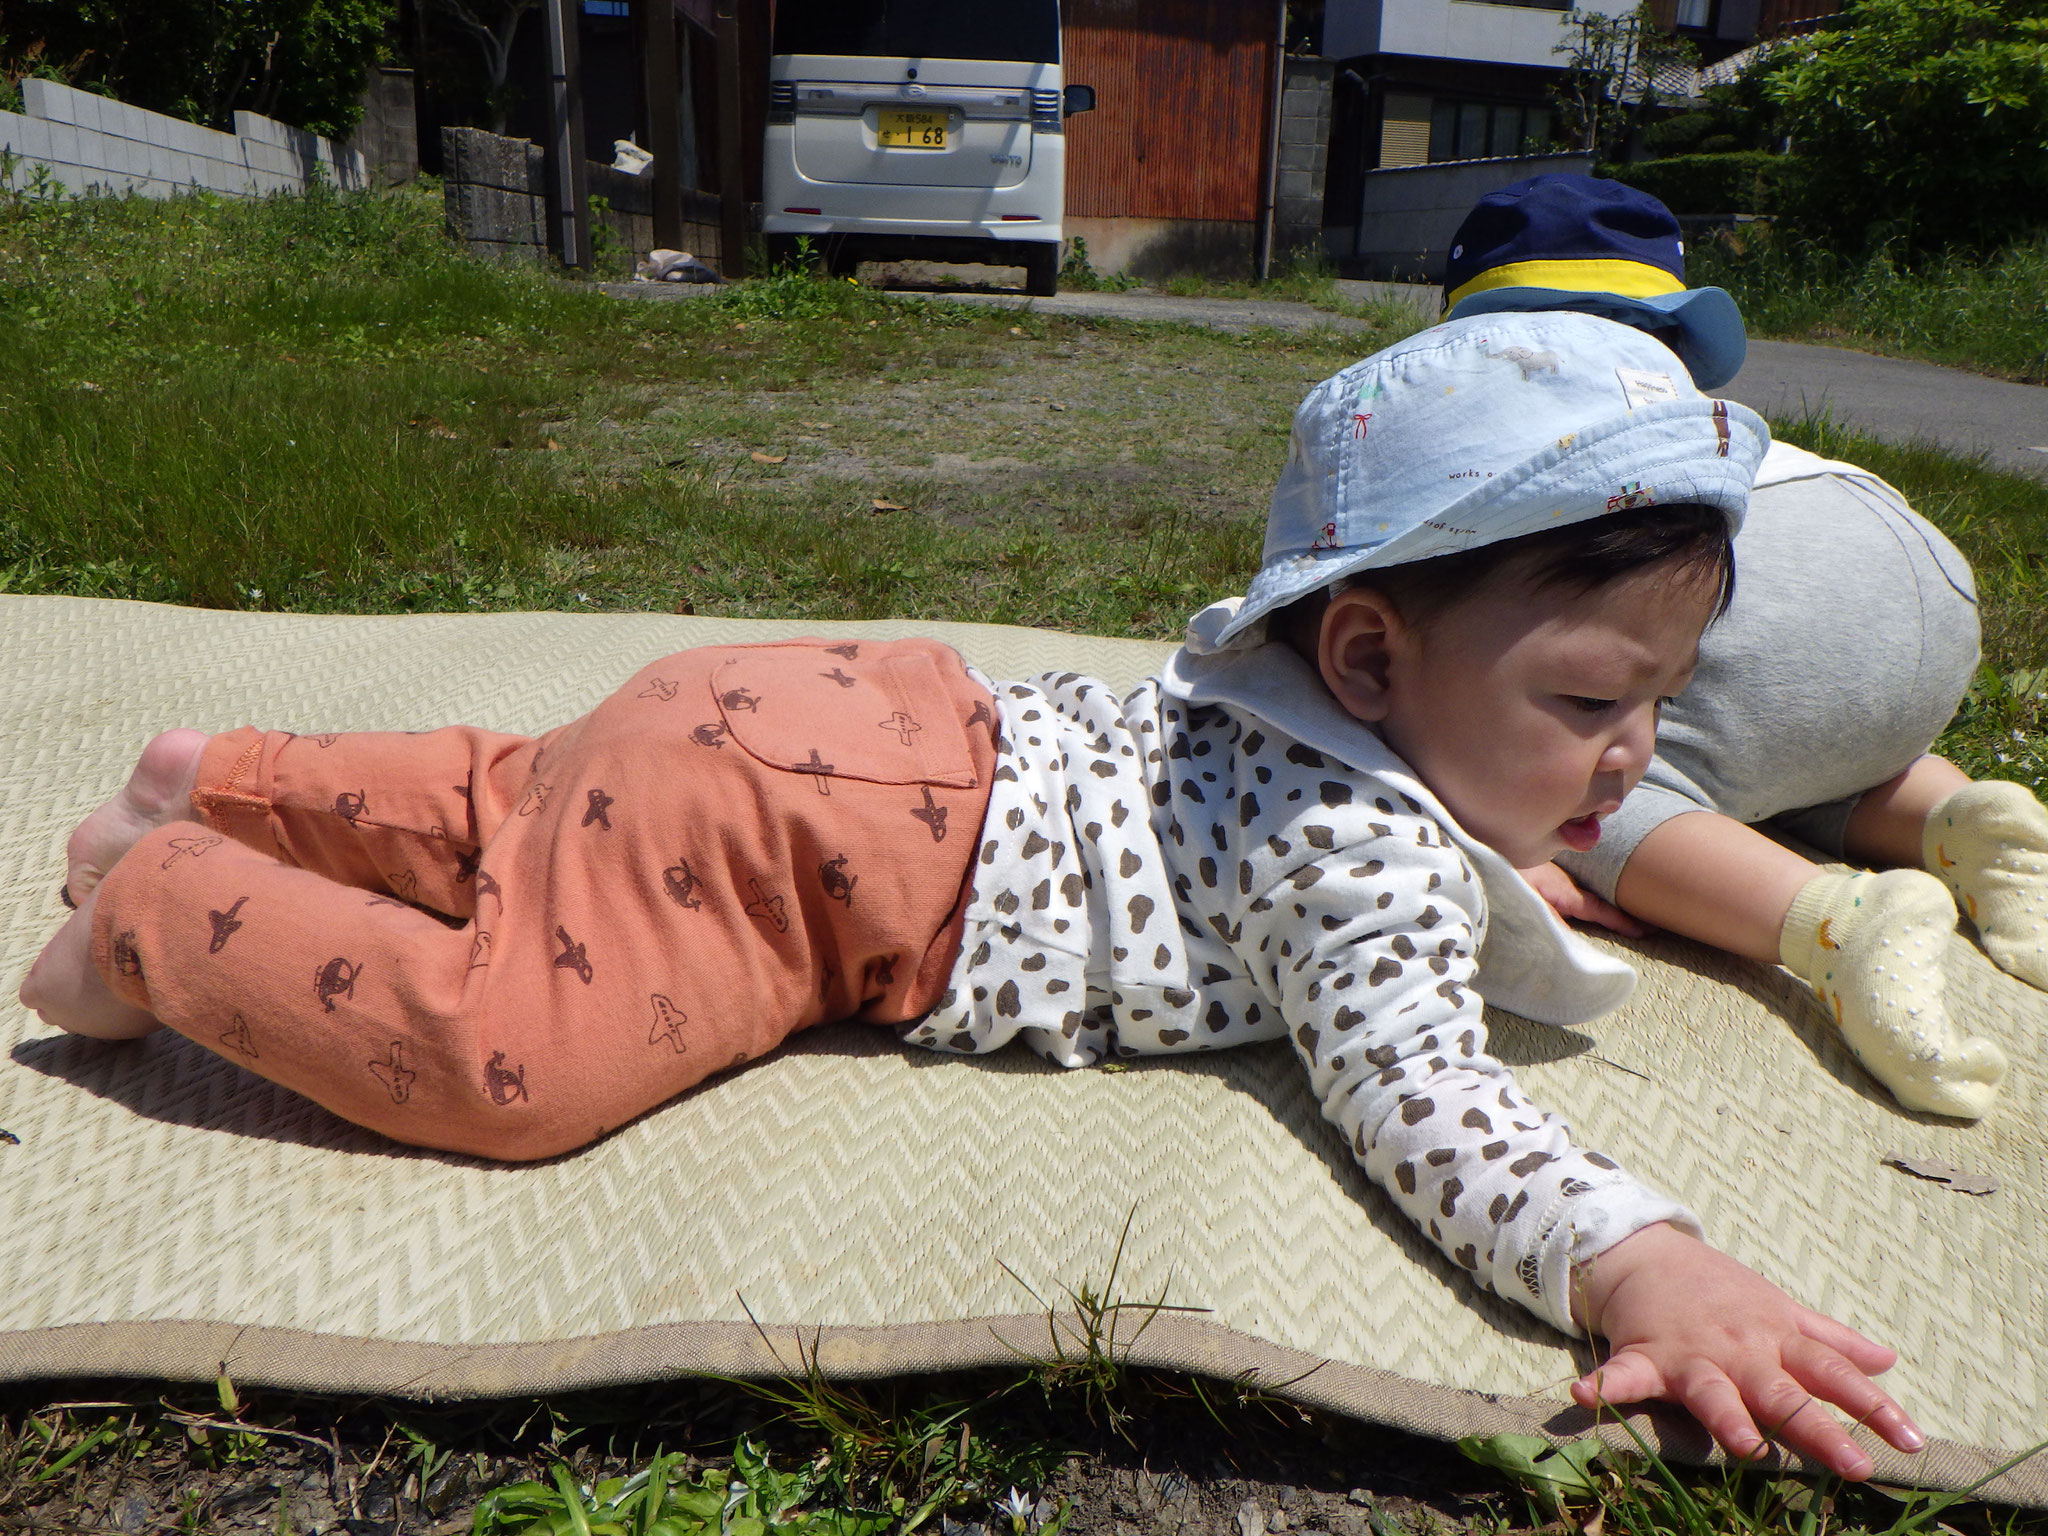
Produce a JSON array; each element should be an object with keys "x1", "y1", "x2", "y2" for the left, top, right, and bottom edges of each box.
[
  {"x1": 764, "y1": 232, "x2": 1059, "y2": 271},
  {"x1": 762, "y1": 212, "x2": 1062, "y2": 244}
]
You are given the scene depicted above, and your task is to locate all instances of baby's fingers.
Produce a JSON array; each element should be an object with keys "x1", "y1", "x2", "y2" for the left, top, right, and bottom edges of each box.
[
  {"x1": 1782, "y1": 1335, "x2": 1926, "y2": 1459},
  {"x1": 1571, "y1": 1347, "x2": 1666, "y2": 1412},
  {"x1": 1796, "y1": 1308, "x2": 1901, "y2": 1378},
  {"x1": 1728, "y1": 1352, "x2": 1880, "y2": 1481},
  {"x1": 1668, "y1": 1363, "x2": 1774, "y2": 1465}
]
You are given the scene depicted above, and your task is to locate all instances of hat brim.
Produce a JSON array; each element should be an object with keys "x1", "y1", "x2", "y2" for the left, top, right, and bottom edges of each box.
[
  {"x1": 1447, "y1": 285, "x2": 1747, "y2": 390},
  {"x1": 1208, "y1": 393, "x2": 1767, "y2": 650}
]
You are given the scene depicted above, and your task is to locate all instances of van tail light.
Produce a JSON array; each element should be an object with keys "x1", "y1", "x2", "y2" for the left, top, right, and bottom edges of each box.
[
  {"x1": 785, "y1": 207, "x2": 823, "y2": 216},
  {"x1": 1030, "y1": 88, "x2": 1060, "y2": 131},
  {"x1": 1000, "y1": 214, "x2": 1041, "y2": 221},
  {"x1": 768, "y1": 81, "x2": 795, "y2": 125}
]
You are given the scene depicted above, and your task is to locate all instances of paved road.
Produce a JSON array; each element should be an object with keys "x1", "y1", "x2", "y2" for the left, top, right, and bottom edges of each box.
[
  {"x1": 604, "y1": 277, "x2": 2048, "y2": 479},
  {"x1": 1723, "y1": 340, "x2": 2048, "y2": 480}
]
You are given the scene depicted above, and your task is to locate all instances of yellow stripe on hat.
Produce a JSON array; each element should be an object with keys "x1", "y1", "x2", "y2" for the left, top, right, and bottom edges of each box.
[{"x1": 1447, "y1": 257, "x2": 1685, "y2": 308}]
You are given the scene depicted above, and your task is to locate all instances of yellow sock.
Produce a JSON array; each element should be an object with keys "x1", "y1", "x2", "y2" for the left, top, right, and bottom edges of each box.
[
  {"x1": 1779, "y1": 869, "x2": 2007, "y2": 1120},
  {"x1": 1924, "y1": 779, "x2": 2048, "y2": 990}
]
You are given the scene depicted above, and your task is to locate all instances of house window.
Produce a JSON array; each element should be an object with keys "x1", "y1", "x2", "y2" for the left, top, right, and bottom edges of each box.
[
  {"x1": 1428, "y1": 99, "x2": 1553, "y2": 161},
  {"x1": 1380, "y1": 94, "x2": 1433, "y2": 167},
  {"x1": 1673, "y1": 0, "x2": 1712, "y2": 22},
  {"x1": 582, "y1": 1, "x2": 631, "y2": 13}
]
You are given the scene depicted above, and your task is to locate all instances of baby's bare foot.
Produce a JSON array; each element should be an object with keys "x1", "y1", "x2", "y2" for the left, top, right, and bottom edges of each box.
[
  {"x1": 19, "y1": 888, "x2": 160, "y2": 1040},
  {"x1": 65, "y1": 729, "x2": 209, "y2": 904}
]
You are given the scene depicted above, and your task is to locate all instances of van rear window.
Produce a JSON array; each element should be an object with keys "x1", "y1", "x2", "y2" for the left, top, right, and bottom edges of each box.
[{"x1": 772, "y1": 0, "x2": 1059, "y2": 64}]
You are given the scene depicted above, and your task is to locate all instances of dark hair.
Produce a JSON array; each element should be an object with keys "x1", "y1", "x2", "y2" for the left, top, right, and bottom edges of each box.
[{"x1": 1277, "y1": 501, "x2": 1735, "y2": 657}]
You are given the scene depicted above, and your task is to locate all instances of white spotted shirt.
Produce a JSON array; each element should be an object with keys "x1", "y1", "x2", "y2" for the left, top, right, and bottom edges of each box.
[{"x1": 907, "y1": 653, "x2": 1697, "y2": 1338}]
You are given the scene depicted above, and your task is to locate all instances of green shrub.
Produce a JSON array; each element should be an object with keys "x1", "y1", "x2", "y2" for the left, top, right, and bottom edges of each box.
[
  {"x1": 0, "y1": 0, "x2": 391, "y2": 138},
  {"x1": 1761, "y1": 0, "x2": 2048, "y2": 253},
  {"x1": 1641, "y1": 109, "x2": 1716, "y2": 156},
  {"x1": 1601, "y1": 151, "x2": 1787, "y2": 216}
]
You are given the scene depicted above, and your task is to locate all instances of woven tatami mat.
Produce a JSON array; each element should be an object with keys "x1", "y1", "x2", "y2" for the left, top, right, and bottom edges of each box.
[{"x1": 1, "y1": 596, "x2": 2043, "y2": 1504}]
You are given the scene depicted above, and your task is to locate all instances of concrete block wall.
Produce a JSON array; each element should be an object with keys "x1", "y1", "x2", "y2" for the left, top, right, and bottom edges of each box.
[
  {"x1": 1275, "y1": 57, "x2": 1334, "y2": 266},
  {"x1": 0, "y1": 79, "x2": 365, "y2": 200},
  {"x1": 443, "y1": 125, "x2": 724, "y2": 269},
  {"x1": 1337, "y1": 150, "x2": 1595, "y2": 282},
  {"x1": 441, "y1": 127, "x2": 549, "y2": 260}
]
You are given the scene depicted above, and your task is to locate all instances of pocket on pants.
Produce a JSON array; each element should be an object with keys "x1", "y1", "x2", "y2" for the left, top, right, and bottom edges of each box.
[{"x1": 710, "y1": 641, "x2": 981, "y2": 788}]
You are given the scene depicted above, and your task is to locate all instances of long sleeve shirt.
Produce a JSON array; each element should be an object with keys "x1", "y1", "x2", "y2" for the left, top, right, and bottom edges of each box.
[{"x1": 903, "y1": 617, "x2": 1696, "y2": 1337}]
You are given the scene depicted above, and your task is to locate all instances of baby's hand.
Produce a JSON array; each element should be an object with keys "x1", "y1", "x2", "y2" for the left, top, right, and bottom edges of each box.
[
  {"x1": 1571, "y1": 1223, "x2": 1925, "y2": 1479},
  {"x1": 1517, "y1": 862, "x2": 1648, "y2": 938}
]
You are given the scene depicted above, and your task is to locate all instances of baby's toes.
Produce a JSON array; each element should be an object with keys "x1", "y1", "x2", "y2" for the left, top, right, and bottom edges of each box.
[
  {"x1": 1909, "y1": 1036, "x2": 2008, "y2": 1121},
  {"x1": 20, "y1": 900, "x2": 159, "y2": 1040},
  {"x1": 1980, "y1": 928, "x2": 2048, "y2": 993}
]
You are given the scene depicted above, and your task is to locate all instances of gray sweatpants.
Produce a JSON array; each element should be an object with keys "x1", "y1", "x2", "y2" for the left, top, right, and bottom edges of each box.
[{"x1": 1558, "y1": 465, "x2": 1981, "y2": 899}]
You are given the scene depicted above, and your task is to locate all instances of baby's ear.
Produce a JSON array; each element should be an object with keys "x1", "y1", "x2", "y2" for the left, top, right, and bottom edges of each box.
[{"x1": 1318, "y1": 586, "x2": 1403, "y2": 722}]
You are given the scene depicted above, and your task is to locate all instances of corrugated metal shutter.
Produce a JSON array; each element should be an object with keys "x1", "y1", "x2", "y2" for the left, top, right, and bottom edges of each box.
[
  {"x1": 1062, "y1": 0, "x2": 1277, "y2": 222},
  {"x1": 1378, "y1": 93, "x2": 1430, "y2": 168}
]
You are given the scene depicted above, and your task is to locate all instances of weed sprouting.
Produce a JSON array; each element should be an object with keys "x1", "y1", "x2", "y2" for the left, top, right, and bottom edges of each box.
[
  {"x1": 995, "y1": 1209, "x2": 1213, "y2": 1443},
  {"x1": 1057, "y1": 238, "x2": 1139, "y2": 294},
  {"x1": 709, "y1": 265, "x2": 892, "y2": 325},
  {"x1": 715, "y1": 1303, "x2": 1060, "y2": 1526},
  {"x1": 1462, "y1": 1407, "x2": 2048, "y2": 1536}
]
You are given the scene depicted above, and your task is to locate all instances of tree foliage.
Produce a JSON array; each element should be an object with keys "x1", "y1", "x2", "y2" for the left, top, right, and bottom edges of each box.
[
  {"x1": 0, "y1": 0, "x2": 395, "y2": 138},
  {"x1": 1761, "y1": 0, "x2": 2048, "y2": 252},
  {"x1": 1552, "y1": 5, "x2": 1699, "y2": 161}
]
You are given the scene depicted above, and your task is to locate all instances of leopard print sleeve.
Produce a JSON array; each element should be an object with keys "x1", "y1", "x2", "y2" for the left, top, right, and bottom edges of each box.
[{"x1": 1228, "y1": 799, "x2": 1699, "y2": 1337}]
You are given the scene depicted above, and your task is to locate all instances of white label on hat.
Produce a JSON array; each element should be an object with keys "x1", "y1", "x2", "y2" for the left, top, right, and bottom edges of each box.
[{"x1": 1616, "y1": 367, "x2": 1681, "y2": 411}]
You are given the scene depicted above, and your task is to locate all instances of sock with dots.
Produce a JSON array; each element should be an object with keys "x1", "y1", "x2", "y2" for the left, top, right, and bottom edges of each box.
[
  {"x1": 1778, "y1": 868, "x2": 2008, "y2": 1120},
  {"x1": 1924, "y1": 779, "x2": 2048, "y2": 991}
]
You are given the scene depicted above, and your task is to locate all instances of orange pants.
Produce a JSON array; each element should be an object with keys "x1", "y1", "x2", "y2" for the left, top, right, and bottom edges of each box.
[{"x1": 91, "y1": 639, "x2": 996, "y2": 1160}]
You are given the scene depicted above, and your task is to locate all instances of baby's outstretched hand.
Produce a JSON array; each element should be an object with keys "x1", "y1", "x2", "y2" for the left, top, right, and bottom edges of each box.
[
  {"x1": 1517, "y1": 862, "x2": 1647, "y2": 937},
  {"x1": 1571, "y1": 1223, "x2": 1925, "y2": 1479}
]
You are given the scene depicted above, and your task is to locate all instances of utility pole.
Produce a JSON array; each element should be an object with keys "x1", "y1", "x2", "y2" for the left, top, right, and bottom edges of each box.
[
  {"x1": 542, "y1": 0, "x2": 591, "y2": 268},
  {"x1": 715, "y1": 0, "x2": 748, "y2": 279},
  {"x1": 635, "y1": 0, "x2": 683, "y2": 249}
]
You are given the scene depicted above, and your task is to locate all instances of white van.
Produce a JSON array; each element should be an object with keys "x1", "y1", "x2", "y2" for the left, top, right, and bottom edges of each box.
[{"x1": 762, "y1": 0, "x2": 1093, "y2": 296}]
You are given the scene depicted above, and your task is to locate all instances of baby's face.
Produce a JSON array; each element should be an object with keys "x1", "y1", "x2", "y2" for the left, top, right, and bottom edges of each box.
[{"x1": 1362, "y1": 562, "x2": 1716, "y2": 869}]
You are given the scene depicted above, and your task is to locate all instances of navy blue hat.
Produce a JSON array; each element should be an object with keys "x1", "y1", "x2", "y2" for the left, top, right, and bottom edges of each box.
[{"x1": 1443, "y1": 173, "x2": 1747, "y2": 389}]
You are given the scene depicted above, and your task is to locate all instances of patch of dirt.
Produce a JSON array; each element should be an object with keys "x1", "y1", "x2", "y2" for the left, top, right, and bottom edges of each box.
[
  {"x1": 604, "y1": 323, "x2": 1354, "y2": 516},
  {"x1": 0, "y1": 1376, "x2": 1508, "y2": 1536}
]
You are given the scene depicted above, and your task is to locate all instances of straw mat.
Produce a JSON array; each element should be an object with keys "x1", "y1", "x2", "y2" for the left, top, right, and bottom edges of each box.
[{"x1": 1, "y1": 598, "x2": 2042, "y2": 1503}]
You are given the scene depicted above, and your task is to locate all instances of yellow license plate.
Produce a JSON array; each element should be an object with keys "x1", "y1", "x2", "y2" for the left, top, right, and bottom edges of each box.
[{"x1": 877, "y1": 109, "x2": 948, "y2": 149}]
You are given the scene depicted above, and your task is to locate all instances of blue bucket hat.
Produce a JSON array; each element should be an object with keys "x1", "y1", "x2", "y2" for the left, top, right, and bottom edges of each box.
[
  {"x1": 1199, "y1": 310, "x2": 1768, "y2": 652},
  {"x1": 1443, "y1": 174, "x2": 1747, "y2": 390}
]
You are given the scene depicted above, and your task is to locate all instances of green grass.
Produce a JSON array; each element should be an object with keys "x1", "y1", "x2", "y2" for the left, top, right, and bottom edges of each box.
[
  {"x1": 1692, "y1": 233, "x2": 2048, "y2": 385},
  {"x1": 0, "y1": 181, "x2": 1401, "y2": 635}
]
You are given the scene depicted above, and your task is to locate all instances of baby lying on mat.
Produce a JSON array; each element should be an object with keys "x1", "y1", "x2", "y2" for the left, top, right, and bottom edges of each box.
[{"x1": 23, "y1": 312, "x2": 1925, "y2": 1479}]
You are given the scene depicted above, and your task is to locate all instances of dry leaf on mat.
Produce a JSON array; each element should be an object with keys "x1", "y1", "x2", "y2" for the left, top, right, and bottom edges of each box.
[
  {"x1": 871, "y1": 497, "x2": 908, "y2": 512},
  {"x1": 408, "y1": 415, "x2": 459, "y2": 440},
  {"x1": 751, "y1": 452, "x2": 788, "y2": 464},
  {"x1": 1882, "y1": 1152, "x2": 1998, "y2": 1195}
]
